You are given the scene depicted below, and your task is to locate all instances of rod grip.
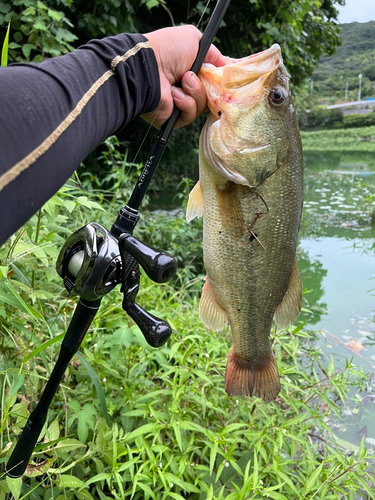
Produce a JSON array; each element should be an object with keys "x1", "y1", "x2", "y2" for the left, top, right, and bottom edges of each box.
[
  {"x1": 6, "y1": 416, "x2": 45, "y2": 478},
  {"x1": 6, "y1": 298, "x2": 101, "y2": 478}
]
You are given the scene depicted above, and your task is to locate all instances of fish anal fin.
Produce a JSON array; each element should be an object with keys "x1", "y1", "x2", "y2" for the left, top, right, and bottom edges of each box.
[
  {"x1": 186, "y1": 180, "x2": 204, "y2": 223},
  {"x1": 274, "y1": 256, "x2": 302, "y2": 328},
  {"x1": 199, "y1": 277, "x2": 228, "y2": 331},
  {"x1": 225, "y1": 349, "x2": 280, "y2": 403},
  {"x1": 216, "y1": 182, "x2": 244, "y2": 236}
]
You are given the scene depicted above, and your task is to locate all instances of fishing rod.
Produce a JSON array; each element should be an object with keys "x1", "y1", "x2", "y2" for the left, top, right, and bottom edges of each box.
[{"x1": 6, "y1": 0, "x2": 231, "y2": 479}]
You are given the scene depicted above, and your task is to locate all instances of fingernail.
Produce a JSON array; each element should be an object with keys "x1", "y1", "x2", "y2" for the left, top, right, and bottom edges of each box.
[
  {"x1": 171, "y1": 86, "x2": 185, "y2": 100},
  {"x1": 186, "y1": 72, "x2": 199, "y2": 90}
]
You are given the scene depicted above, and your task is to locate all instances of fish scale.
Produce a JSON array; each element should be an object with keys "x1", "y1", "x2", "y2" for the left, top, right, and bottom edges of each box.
[{"x1": 187, "y1": 44, "x2": 303, "y2": 402}]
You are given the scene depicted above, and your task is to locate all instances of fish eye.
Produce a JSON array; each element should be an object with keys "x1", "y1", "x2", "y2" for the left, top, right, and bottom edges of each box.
[{"x1": 269, "y1": 87, "x2": 287, "y2": 107}]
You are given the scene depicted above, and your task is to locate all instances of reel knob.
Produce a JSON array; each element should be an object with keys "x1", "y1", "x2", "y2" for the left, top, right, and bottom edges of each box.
[
  {"x1": 119, "y1": 235, "x2": 174, "y2": 347},
  {"x1": 124, "y1": 301, "x2": 172, "y2": 348},
  {"x1": 119, "y1": 233, "x2": 177, "y2": 283}
]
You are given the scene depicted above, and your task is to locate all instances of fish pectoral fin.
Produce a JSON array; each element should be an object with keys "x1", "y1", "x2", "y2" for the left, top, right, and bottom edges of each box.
[
  {"x1": 274, "y1": 256, "x2": 302, "y2": 329},
  {"x1": 225, "y1": 349, "x2": 280, "y2": 403},
  {"x1": 186, "y1": 180, "x2": 204, "y2": 222},
  {"x1": 199, "y1": 277, "x2": 228, "y2": 331}
]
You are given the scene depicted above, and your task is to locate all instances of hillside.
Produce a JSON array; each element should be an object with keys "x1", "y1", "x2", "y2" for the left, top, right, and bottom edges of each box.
[{"x1": 312, "y1": 21, "x2": 375, "y2": 102}]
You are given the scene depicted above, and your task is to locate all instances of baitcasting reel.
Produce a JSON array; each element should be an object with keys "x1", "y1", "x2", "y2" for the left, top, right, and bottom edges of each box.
[{"x1": 57, "y1": 221, "x2": 177, "y2": 348}]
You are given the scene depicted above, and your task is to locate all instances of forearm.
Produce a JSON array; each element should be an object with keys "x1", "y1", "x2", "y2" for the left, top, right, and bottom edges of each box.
[{"x1": 0, "y1": 33, "x2": 160, "y2": 246}]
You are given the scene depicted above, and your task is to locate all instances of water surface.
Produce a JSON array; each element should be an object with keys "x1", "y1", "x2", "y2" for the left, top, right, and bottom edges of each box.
[{"x1": 300, "y1": 151, "x2": 375, "y2": 444}]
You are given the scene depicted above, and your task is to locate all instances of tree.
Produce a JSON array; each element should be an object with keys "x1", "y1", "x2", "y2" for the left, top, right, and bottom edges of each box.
[
  {"x1": 2, "y1": 0, "x2": 344, "y2": 85},
  {"x1": 364, "y1": 64, "x2": 375, "y2": 81},
  {"x1": 0, "y1": 0, "x2": 345, "y2": 183}
]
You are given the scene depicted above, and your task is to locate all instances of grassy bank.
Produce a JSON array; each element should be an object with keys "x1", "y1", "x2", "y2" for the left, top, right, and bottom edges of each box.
[{"x1": 301, "y1": 125, "x2": 375, "y2": 152}]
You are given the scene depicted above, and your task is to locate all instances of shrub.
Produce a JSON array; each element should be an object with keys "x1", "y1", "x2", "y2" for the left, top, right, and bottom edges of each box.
[{"x1": 298, "y1": 107, "x2": 343, "y2": 130}]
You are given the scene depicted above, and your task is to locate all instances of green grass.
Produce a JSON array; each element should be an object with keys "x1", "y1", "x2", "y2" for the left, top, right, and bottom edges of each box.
[
  {"x1": 1, "y1": 23, "x2": 10, "y2": 67},
  {"x1": 301, "y1": 125, "x2": 375, "y2": 152}
]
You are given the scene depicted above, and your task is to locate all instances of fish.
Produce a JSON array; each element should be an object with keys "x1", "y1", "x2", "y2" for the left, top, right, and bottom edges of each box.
[{"x1": 186, "y1": 44, "x2": 303, "y2": 403}]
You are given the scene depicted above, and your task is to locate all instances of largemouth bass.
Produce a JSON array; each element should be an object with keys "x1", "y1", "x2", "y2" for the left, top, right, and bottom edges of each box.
[{"x1": 186, "y1": 45, "x2": 303, "y2": 403}]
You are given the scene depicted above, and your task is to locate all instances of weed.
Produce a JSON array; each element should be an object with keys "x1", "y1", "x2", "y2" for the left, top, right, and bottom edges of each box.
[{"x1": 0, "y1": 147, "x2": 374, "y2": 500}]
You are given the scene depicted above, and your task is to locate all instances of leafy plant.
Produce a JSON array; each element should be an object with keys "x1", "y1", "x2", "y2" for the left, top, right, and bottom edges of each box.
[
  {"x1": 0, "y1": 0, "x2": 77, "y2": 63},
  {"x1": 301, "y1": 125, "x2": 375, "y2": 152},
  {"x1": 1, "y1": 22, "x2": 9, "y2": 66},
  {"x1": 0, "y1": 171, "x2": 374, "y2": 500}
]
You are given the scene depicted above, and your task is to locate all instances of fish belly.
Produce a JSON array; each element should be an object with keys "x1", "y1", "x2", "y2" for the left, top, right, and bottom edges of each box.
[{"x1": 200, "y1": 152, "x2": 302, "y2": 402}]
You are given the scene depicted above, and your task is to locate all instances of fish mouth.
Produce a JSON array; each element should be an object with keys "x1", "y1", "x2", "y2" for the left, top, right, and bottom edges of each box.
[
  {"x1": 200, "y1": 44, "x2": 283, "y2": 90},
  {"x1": 222, "y1": 44, "x2": 282, "y2": 89},
  {"x1": 199, "y1": 44, "x2": 286, "y2": 116}
]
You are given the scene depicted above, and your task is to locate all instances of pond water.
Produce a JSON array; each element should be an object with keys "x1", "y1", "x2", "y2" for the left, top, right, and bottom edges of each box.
[{"x1": 299, "y1": 151, "x2": 375, "y2": 446}]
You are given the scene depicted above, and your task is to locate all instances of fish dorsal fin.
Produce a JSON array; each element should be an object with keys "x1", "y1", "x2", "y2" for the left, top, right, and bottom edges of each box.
[
  {"x1": 186, "y1": 180, "x2": 204, "y2": 222},
  {"x1": 274, "y1": 256, "x2": 302, "y2": 328},
  {"x1": 199, "y1": 277, "x2": 229, "y2": 332}
]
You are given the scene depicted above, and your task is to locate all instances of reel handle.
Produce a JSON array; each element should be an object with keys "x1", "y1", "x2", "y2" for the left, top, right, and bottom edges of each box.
[
  {"x1": 119, "y1": 233, "x2": 177, "y2": 283},
  {"x1": 124, "y1": 301, "x2": 172, "y2": 348},
  {"x1": 119, "y1": 237, "x2": 173, "y2": 347}
]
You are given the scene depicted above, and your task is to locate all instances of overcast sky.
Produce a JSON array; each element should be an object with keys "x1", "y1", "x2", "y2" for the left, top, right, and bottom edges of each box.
[{"x1": 337, "y1": 0, "x2": 375, "y2": 23}]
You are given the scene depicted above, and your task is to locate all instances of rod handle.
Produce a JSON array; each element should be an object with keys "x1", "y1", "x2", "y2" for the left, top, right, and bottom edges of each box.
[
  {"x1": 6, "y1": 298, "x2": 101, "y2": 477},
  {"x1": 6, "y1": 415, "x2": 46, "y2": 478}
]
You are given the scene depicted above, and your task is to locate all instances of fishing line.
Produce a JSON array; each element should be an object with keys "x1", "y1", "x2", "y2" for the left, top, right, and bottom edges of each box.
[
  {"x1": 126, "y1": 0, "x2": 212, "y2": 176},
  {"x1": 195, "y1": 0, "x2": 212, "y2": 31}
]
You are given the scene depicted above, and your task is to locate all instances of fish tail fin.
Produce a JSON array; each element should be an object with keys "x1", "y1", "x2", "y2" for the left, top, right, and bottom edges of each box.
[{"x1": 225, "y1": 350, "x2": 280, "y2": 403}]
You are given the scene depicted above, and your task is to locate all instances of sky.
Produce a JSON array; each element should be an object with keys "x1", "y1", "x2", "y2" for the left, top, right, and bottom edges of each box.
[{"x1": 337, "y1": 0, "x2": 375, "y2": 23}]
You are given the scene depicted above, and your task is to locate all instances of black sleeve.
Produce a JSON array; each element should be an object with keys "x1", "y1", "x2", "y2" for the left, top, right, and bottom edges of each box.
[{"x1": 0, "y1": 33, "x2": 160, "y2": 247}]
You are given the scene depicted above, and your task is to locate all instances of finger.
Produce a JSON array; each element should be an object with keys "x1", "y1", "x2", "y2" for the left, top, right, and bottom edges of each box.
[
  {"x1": 205, "y1": 44, "x2": 226, "y2": 67},
  {"x1": 171, "y1": 86, "x2": 197, "y2": 129},
  {"x1": 181, "y1": 72, "x2": 207, "y2": 117}
]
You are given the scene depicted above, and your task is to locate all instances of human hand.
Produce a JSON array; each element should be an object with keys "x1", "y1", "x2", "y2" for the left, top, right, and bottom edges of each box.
[{"x1": 143, "y1": 25, "x2": 226, "y2": 129}]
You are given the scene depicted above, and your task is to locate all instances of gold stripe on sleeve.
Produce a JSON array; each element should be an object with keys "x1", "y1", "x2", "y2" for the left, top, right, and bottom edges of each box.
[{"x1": 0, "y1": 40, "x2": 153, "y2": 192}]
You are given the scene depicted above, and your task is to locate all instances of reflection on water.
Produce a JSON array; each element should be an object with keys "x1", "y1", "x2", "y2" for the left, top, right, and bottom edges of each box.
[
  {"x1": 304, "y1": 150, "x2": 375, "y2": 173},
  {"x1": 301, "y1": 151, "x2": 375, "y2": 444},
  {"x1": 302, "y1": 154, "x2": 375, "y2": 240},
  {"x1": 301, "y1": 151, "x2": 375, "y2": 336},
  {"x1": 299, "y1": 237, "x2": 375, "y2": 342}
]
